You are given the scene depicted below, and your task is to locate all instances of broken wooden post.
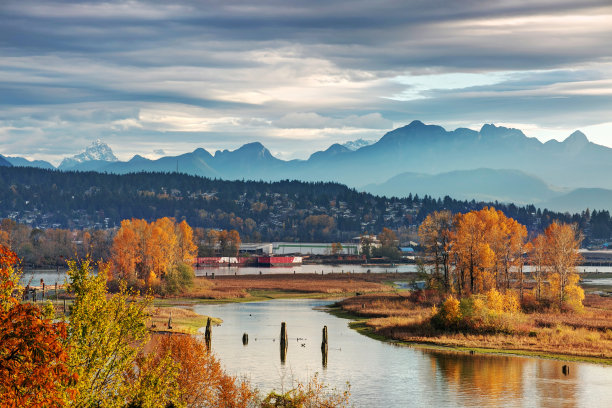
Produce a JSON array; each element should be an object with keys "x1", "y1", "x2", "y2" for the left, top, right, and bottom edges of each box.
[
  {"x1": 167, "y1": 311, "x2": 173, "y2": 330},
  {"x1": 63, "y1": 298, "x2": 66, "y2": 316},
  {"x1": 242, "y1": 333, "x2": 249, "y2": 346},
  {"x1": 562, "y1": 365, "x2": 569, "y2": 375},
  {"x1": 211, "y1": 272, "x2": 215, "y2": 280},
  {"x1": 32, "y1": 288, "x2": 37, "y2": 303},
  {"x1": 55, "y1": 282, "x2": 58, "y2": 301},
  {"x1": 41, "y1": 279, "x2": 45, "y2": 300},
  {"x1": 280, "y1": 322, "x2": 288, "y2": 364},
  {"x1": 205, "y1": 317, "x2": 212, "y2": 350},
  {"x1": 321, "y1": 325, "x2": 328, "y2": 368},
  {"x1": 321, "y1": 326, "x2": 328, "y2": 351}
]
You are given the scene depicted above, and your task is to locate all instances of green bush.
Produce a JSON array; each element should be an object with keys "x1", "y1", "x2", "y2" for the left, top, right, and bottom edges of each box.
[{"x1": 163, "y1": 263, "x2": 195, "y2": 295}]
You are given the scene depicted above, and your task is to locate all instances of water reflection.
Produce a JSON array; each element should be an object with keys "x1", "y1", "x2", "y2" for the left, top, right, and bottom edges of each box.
[{"x1": 193, "y1": 299, "x2": 612, "y2": 407}]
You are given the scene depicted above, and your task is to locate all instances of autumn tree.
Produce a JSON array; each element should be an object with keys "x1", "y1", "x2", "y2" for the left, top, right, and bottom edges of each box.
[
  {"x1": 360, "y1": 234, "x2": 375, "y2": 259},
  {"x1": 218, "y1": 229, "x2": 242, "y2": 257},
  {"x1": 302, "y1": 215, "x2": 335, "y2": 241},
  {"x1": 0, "y1": 245, "x2": 75, "y2": 407},
  {"x1": 529, "y1": 234, "x2": 547, "y2": 303},
  {"x1": 418, "y1": 211, "x2": 453, "y2": 290},
  {"x1": 451, "y1": 210, "x2": 495, "y2": 296},
  {"x1": 540, "y1": 222, "x2": 584, "y2": 311},
  {"x1": 148, "y1": 334, "x2": 256, "y2": 408},
  {"x1": 447, "y1": 208, "x2": 528, "y2": 297},
  {"x1": 375, "y1": 227, "x2": 401, "y2": 259},
  {"x1": 65, "y1": 259, "x2": 179, "y2": 407},
  {"x1": 331, "y1": 242, "x2": 343, "y2": 255},
  {"x1": 177, "y1": 220, "x2": 198, "y2": 263},
  {"x1": 111, "y1": 218, "x2": 197, "y2": 293}
]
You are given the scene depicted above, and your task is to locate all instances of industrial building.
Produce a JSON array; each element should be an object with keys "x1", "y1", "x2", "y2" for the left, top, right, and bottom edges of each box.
[{"x1": 238, "y1": 242, "x2": 360, "y2": 256}]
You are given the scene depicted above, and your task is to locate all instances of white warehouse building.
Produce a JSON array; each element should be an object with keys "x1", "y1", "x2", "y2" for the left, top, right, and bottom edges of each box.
[{"x1": 239, "y1": 242, "x2": 361, "y2": 256}]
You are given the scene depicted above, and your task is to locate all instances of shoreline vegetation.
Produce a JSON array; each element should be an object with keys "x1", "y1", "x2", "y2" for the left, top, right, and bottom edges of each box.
[
  {"x1": 153, "y1": 271, "x2": 612, "y2": 365},
  {"x1": 332, "y1": 292, "x2": 612, "y2": 365}
]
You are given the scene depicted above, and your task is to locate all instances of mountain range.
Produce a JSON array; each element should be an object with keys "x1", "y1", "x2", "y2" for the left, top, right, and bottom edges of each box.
[{"x1": 2, "y1": 120, "x2": 612, "y2": 212}]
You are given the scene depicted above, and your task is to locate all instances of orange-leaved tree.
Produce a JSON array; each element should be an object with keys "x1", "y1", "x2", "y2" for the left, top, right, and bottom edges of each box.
[
  {"x1": 0, "y1": 245, "x2": 76, "y2": 407},
  {"x1": 147, "y1": 334, "x2": 256, "y2": 408},
  {"x1": 111, "y1": 217, "x2": 197, "y2": 293}
]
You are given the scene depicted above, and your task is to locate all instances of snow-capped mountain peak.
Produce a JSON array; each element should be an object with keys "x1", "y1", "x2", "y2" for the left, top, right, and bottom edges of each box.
[
  {"x1": 341, "y1": 138, "x2": 375, "y2": 151},
  {"x1": 59, "y1": 140, "x2": 118, "y2": 169}
]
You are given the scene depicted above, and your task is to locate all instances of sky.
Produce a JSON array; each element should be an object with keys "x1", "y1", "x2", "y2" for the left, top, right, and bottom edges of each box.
[{"x1": 1, "y1": 0, "x2": 611, "y2": 165}]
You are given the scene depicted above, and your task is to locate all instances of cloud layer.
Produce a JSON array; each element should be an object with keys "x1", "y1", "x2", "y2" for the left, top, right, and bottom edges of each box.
[{"x1": 1, "y1": 0, "x2": 611, "y2": 163}]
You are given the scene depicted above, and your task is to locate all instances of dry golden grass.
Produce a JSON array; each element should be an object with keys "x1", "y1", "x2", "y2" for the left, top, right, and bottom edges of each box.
[
  {"x1": 178, "y1": 273, "x2": 392, "y2": 300},
  {"x1": 339, "y1": 293, "x2": 612, "y2": 360}
]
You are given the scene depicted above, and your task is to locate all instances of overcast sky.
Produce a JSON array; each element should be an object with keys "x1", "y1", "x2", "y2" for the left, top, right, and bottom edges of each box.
[{"x1": 1, "y1": 0, "x2": 611, "y2": 164}]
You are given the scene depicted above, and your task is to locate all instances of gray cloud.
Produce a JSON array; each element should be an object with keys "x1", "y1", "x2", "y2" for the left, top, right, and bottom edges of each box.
[{"x1": 0, "y1": 0, "x2": 611, "y2": 161}]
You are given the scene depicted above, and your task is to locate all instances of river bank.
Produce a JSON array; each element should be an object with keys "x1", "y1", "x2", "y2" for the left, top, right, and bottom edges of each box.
[
  {"x1": 153, "y1": 272, "x2": 612, "y2": 365},
  {"x1": 332, "y1": 292, "x2": 612, "y2": 365}
]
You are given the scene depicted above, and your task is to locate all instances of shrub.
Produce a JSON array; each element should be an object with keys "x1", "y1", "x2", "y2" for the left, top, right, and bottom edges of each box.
[
  {"x1": 432, "y1": 289, "x2": 522, "y2": 334},
  {"x1": 163, "y1": 263, "x2": 195, "y2": 295},
  {"x1": 431, "y1": 295, "x2": 461, "y2": 330}
]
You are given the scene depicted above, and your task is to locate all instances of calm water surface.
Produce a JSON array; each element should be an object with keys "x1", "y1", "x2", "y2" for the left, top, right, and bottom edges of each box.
[
  {"x1": 18, "y1": 264, "x2": 612, "y2": 285},
  {"x1": 194, "y1": 299, "x2": 612, "y2": 408}
]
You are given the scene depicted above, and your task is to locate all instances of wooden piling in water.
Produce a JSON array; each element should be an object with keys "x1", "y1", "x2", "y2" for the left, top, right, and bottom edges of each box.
[
  {"x1": 562, "y1": 365, "x2": 569, "y2": 375},
  {"x1": 280, "y1": 322, "x2": 288, "y2": 364},
  {"x1": 205, "y1": 317, "x2": 212, "y2": 350},
  {"x1": 167, "y1": 311, "x2": 173, "y2": 330},
  {"x1": 321, "y1": 326, "x2": 328, "y2": 368},
  {"x1": 242, "y1": 333, "x2": 248, "y2": 345},
  {"x1": 321, "y1": 325, "x2": 328, "y2": 350}
]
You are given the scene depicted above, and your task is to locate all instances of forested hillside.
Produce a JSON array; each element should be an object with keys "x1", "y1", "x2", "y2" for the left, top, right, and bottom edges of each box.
[{"x1": 0, "y1": 167, "x2": 610, "y2": 244}]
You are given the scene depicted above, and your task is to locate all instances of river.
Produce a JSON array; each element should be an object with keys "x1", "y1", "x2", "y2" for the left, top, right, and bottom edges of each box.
[
  {"x1": 18, "y1": 264, "x2": 612, "y2": 286},
  {"x1": 193, "y1": 299, "x2": 612, "y2": 407}
]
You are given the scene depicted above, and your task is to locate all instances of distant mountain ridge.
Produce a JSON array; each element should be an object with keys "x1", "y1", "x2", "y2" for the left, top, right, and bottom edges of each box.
[
  {"x1": 5, "y1": 120, "x2": 612, "y2": 212},
  {"x1": 365, "y1": 169, "x2": 563, "y2": 205},
  {"x1": 4, "y1": 156, "x2": 54, "y2": 169}
]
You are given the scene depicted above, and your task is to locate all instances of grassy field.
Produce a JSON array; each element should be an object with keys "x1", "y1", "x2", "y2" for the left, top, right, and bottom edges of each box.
[
  {"x1": 335, "y1": 292, "x2": 612, "y2": 364},
  {"x1": 168, "y1": 272, "x2": 406, "y2": 301}
]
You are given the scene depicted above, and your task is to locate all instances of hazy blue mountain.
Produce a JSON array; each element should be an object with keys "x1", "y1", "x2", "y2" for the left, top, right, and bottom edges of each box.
[
  {"x1": 0, "y1": 156, "x2": 12, "y2": 167},
  {"x1": 212, "y1": 142, "x2": 285, "y2": 179},
  {"x1": 4, "y1": 156, "x2": 54, "y2": 169},
  {"x1": 538, "y1": 188, "x2": 612, "y2": 213},
  {"x1": 59, "y1": 139, "x2": 118, "y2": 170},
  {"x1": 287, "y1": 121, "x2": 612, "y2": 190},
  {"x1": 364, "y1": 168, "x2": 562, "y2": 204},
  {"x1": 308, "y1": 143, "x2": 352, "y2": 162},
  {"x1": 103, "y1": 148, "x2": 219, "y2": 177},
  {"x1": 8, "y1": 120, "x2": 612, "y2": 213}
]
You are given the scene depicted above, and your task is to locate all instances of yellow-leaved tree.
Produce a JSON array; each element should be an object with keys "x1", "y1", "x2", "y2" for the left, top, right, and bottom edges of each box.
[{"x1": 65, "y1": 259, "x2": 179, "y2": 407}]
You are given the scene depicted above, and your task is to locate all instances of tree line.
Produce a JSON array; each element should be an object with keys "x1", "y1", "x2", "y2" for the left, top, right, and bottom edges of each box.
[{"x1": 1, "y1": 166, "x2": 610, "y2": 244}]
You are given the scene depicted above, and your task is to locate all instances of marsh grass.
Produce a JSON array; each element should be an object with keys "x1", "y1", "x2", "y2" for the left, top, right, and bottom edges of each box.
[
  {"x1": 338, "y1": 292, "x2": 612, "y2": 361},
  {"x1": 174, "y1": 273, "x2": 392, "y2": 301}
]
